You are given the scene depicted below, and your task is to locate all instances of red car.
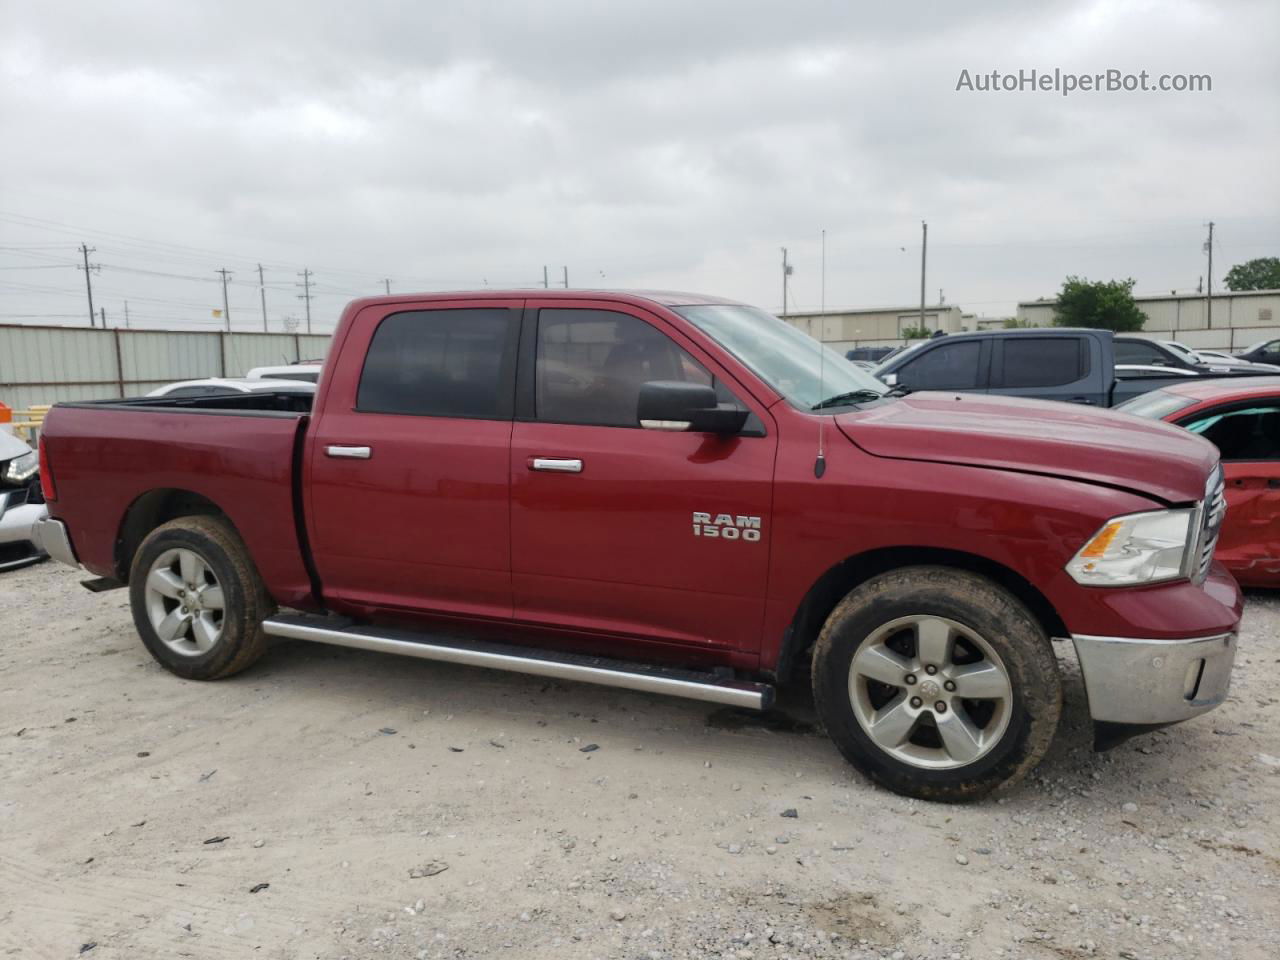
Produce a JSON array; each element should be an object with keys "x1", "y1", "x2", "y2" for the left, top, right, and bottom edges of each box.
[{"x1": 1119, "y1": 377, "x2": 1280, "y2": 587}]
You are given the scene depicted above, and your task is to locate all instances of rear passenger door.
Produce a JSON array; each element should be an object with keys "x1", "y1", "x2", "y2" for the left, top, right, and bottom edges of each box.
[
  {"x1": 990, "y1": 335, "x2": 1103, "y2": 404},
  {"x1": 306, "y1": 300, "x2": 521, "y2": 621}
]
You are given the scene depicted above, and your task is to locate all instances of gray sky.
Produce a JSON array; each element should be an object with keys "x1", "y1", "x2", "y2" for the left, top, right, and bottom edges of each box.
[{"x1": 2, "y1": 0, "x2": 1277, "y2": 332}]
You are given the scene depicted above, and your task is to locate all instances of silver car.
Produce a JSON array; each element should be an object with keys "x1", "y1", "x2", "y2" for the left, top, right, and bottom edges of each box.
[{"x1": 0, "y1": 431, "x2": 47, "y2": 571}]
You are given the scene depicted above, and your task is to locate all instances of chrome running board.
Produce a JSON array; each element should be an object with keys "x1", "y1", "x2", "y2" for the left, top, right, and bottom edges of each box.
[{"x1": 262, "y1": 613, "x2": 774, "y2": 711}]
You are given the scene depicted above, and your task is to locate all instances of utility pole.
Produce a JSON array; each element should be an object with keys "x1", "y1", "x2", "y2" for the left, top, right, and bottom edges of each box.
[
  {"x1": 543, "y1": 265, "x2": 549, "y2": 289},
  {"x1": 1204, "y1": 221, "x2": 1214, "y2": 329},
  {"x1": 382, "y1": 278, "x2": 392, "y2": 295},
  {"x1": 562, "y1": 266, "x2": 569, "y2": 289},
  {"x1": 257, "y1": 264, "x2": 268, "y2": 331},
  {"x1": 124, "y1": 300, "x2": 130, "y2": 329},
  {"x1": 297, "y1": 269, "x2": 314, "y2": 333},
  {"x1": 919, "y1": 220, "x2": 928, "y2": 332},
  {"x1": 216, "y1": 268, "x2": 233, "y2": 330},
  {"x1": 780, "y1": 247, "x2": 792, "y2": 318},
  {"x1": 77, "y1": 243, "x2": 98, "y2": 327},
  {"x1": 99, "y1": 307, "x2": 106, "y2": 328}
]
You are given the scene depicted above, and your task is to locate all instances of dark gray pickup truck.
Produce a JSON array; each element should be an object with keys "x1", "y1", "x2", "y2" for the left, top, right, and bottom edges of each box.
[{"x1": 874, "y1": 328, "x2": 1223, "y2": 407}]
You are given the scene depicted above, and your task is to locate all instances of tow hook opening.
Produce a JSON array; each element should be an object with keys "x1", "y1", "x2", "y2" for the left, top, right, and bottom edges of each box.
[{"x1": 1183, "y1": 658, "x2": 1206, "y2": 701}]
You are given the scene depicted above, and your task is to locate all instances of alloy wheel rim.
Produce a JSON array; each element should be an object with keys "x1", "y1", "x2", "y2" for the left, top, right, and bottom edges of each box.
[
  {"x1": 143, "y1": 548, "x2": 225, "y2": 657},
  {"x1": 848, "y1": 614, "x2": 1013, "y2": 770}
]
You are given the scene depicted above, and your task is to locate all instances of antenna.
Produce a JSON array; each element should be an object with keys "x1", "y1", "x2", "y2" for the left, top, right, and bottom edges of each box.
[{"x1": 815, "y1": 229, "x2": 827, "y2": 478}]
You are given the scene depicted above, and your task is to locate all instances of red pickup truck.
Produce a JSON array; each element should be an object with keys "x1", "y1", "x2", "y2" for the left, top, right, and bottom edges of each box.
[{"x1": 34, "y1": 291, "x2": 1241, "y2": 801}]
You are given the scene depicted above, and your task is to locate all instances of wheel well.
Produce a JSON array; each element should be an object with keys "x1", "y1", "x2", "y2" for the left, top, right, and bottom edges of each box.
[
  {"x1": 114, "y1": 489, "x2": 229, "y2": 581},
  {"x1": 772, "y1": 547, "x2": 1069, "y2": 683}
]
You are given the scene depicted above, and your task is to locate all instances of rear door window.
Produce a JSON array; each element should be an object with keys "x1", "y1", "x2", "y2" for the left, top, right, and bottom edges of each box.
[
  {"x1": 357, "y1": 308, "x2": 519, "y2": 419},
  {"x1": 997, "y1": 337, "x2": 1090, "y2": 388}
]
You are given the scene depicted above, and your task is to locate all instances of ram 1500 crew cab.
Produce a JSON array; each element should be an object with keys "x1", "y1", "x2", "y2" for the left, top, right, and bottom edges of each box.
[{"x1": 35, "y1": 291, "x2": 1241, "y2": 801}]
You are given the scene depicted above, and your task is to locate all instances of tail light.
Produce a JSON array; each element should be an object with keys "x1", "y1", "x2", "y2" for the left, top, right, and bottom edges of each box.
[{"x1": 38, "y1": 435, "x2": 57, "y2": 502}]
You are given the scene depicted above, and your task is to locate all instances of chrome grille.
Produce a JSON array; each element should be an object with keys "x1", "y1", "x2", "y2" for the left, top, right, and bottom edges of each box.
[{"x1": 1194, "y1": 465, "x2": 1226, "y2": 583}]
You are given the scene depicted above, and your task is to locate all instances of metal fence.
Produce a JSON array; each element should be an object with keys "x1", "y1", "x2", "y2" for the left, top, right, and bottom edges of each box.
[{"x1": 0, "y1": 324, "x2": 332, "y2": 410}]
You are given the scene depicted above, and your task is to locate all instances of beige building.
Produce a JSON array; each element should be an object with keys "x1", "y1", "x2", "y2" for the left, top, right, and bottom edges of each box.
[
  {"x1": 782, "y1": 304, "x2": 969, "y2": 352},
  {"x1": 1015, "y1": 288, "x2": 1280, "y2": 351}
]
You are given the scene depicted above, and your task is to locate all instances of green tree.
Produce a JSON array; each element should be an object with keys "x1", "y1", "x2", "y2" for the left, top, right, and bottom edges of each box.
[
  {"x1": 899, "y1": 324, "x2": 930, "y2": 340},
  {"x1": 1052, "y1": 276, "x2": 1146, "y2": 332},
  {"x1": 1224, "y1": 257, "x2": 1280, "y2": 291},
  {"x1": 1003, "y1": 317, "x2": 1035, "y2": 328}
]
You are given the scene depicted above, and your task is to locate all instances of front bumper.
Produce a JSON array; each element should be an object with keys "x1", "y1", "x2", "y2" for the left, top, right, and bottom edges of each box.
[
  {"x1": 0, "y1": 494, "x2": 49, "y2": 570},
  {"x1": 31, "y1": 516, "x2": 79, "y2": 569},
  {"x1": 1071, "y1": 630, "x2": 1236, "y2": 725}
]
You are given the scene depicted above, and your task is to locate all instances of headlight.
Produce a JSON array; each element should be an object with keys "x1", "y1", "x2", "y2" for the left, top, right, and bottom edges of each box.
[
  {"x1": 2, "y1": 450, "x2": 38, "y2": 484},
  {"x1": 1066, "y1": 508, "x2": 1196, "y2": 586}
]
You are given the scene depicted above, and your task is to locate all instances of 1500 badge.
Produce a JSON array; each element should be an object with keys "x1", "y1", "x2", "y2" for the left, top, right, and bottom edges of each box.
[{"x1": 692, "y1": 512, "x2": 762, "y2": 541}]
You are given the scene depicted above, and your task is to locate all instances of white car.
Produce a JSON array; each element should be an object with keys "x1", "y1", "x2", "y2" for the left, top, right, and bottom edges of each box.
[
  {"x1": 1197, "y1": 348, "x2": 1257, "y2": 364},
  {"x1": 245, "y1": 363, "x2": 323, "y2": 384},
  {"x1": 146, "y1": 377, "x2": 317, "y2": 398},
  {"x1": 1157, "y1": 339, "x2": 1280, "y2": 373},
  {"x1": 0, "y1": 431, "x2": 47, "y2": 571}
]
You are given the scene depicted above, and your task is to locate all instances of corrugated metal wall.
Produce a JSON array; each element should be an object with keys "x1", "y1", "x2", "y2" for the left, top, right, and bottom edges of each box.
[{"x1": 0, "y1": 325, "x2": 332, "y2": 411}]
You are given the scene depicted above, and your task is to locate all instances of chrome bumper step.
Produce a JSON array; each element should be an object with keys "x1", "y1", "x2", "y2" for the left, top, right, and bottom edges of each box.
[{"x1": 262, "y1": 613, "x2": 774, "y2": 711}]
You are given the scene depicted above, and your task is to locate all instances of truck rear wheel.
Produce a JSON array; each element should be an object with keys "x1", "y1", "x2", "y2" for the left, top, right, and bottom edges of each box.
[
  {"x1": 811, "y1": 566, "x2": 1061, "y2": 802},
  {"x1": 129, "y1": 515, "x2": 273, "y2": 680}
]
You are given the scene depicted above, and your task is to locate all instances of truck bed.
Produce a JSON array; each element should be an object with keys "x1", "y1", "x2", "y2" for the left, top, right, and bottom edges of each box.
[{"x1": 42, "y1": 394, "x2": 317, "y2": 608}]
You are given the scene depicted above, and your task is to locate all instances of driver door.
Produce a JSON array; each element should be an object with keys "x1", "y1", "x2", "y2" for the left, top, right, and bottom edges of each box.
[
  {"x1": 509, "y1": 302, "x2": 777, "y2": 652},
  {"x1": 1179, "y1": 400, "x2": 1280, "y2": 583}
]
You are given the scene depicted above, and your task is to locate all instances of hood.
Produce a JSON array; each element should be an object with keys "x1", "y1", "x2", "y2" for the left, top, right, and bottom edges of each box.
[
  {"x1": 0, "y1": 430, "x2": 34, "y2": 462},
  {"x1": 836, "y1": 392, "x2": 1216, "y2": 504}
]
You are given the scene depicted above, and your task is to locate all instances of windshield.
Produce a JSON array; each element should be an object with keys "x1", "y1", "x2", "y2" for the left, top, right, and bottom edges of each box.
[
  {"x1": 674, "y1": 304, "x2": 888, "y2": 409},
  {"x1": 1114, "y1": 389, "x2": 1198, "y2": 420}
]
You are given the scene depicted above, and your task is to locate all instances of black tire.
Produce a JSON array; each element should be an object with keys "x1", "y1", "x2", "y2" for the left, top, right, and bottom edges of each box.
[
  {"x1": 128, "y1": 515, "x2": 273, "y2": 680},
  {"x1": 811, "y1": 566, "x2": 1061, "y2": 802}
]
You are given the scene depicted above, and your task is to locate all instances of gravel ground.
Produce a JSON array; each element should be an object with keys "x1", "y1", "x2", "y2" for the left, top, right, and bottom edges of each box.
[{"x1": 1, "y1": 561, "x2": 1277, "y2": 960}]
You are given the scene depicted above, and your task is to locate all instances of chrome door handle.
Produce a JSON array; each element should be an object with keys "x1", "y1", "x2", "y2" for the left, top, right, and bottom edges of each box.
[
  {"x1": 326, "y1": 445, "x2": 372, "y2": 459},
  {"x1": 531, "y1": 457, "x2": 583, "y2": 473}
]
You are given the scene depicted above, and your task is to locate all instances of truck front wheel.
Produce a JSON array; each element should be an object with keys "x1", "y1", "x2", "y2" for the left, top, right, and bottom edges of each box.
[
  {"x1": 812, "y1": 566, "x2": 1061, "y2": 802},
  {"x1": 129, "y1": 515, "x2": 273, "y2": 680}
]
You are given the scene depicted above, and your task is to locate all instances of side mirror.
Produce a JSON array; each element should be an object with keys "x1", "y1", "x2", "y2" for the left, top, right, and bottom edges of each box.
[
  {"x1": 881, "y1": 372, "x2": 899, "y2": 387},
  {"x1": 637, "y1": 381, "x2": 748, "y2": 435}
]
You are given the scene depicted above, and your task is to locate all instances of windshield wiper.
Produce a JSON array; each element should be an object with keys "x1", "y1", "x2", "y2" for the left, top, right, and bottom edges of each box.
[
  {"x1": 884, "y1": 384, "x2": 913, "y2": 397},
  {"x1": 811, "y1": 389, "x2": 888, "y2": 410}
]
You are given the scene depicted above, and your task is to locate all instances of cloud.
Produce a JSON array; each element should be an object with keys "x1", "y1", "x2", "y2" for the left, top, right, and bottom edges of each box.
[{"x1": 1, "y1": 0, "x2": 1276, "y2": 329}]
